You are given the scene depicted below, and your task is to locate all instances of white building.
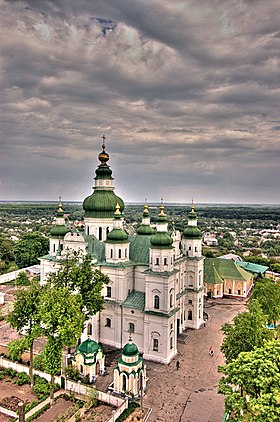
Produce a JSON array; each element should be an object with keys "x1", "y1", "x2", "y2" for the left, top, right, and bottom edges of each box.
[{"x1": 40, "y1": 138, "x2": 204, "y2": 364}]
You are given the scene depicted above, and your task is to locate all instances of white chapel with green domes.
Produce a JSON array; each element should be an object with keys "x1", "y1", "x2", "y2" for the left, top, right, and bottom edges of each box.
[{"x1": 40, "y1": 137, "x2": 205, "y2": 364}]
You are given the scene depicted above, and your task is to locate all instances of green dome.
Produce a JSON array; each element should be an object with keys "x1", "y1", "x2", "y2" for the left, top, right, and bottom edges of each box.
[
  {"x1": 50, "y1": 225, "x2": 70, "y2": 238},
  {"x1": 77, "y1": 338, "x2": 100, "y2": 356},
  {"x1": 95, "y1": 165, "x2": 113, "y2": 179},
  {"x1": 183, "y1": 226, "x2": 202, "y2": 239},
  {"x1": 150, "y1": 232, "x2": 173, "y2": 248},
  {"x1": 106, "y1": 228, "x2": 128, "y2": 243},
  {"x1": 122, "y1": 341, "x2": 139, "y2": 356},
  {"x1": 137, "y1": 225, "x2": 155, "y2": 235},
  {"x1": 83, "y1": 190, "x2": 125, "y2": 218}
]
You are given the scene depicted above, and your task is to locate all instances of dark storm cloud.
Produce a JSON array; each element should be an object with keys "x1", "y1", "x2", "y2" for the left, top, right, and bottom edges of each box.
[{"x1": 1, "y1": 0, "x2": 280, "y2": 203}]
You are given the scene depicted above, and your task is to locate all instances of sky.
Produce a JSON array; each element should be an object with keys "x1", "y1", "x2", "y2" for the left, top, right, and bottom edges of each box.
[{"x1": 1, "y1": 0, "x2": 280, "y2": 204}]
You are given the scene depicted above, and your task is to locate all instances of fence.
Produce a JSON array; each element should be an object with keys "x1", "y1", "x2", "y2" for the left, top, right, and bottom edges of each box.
[{"x1": 0, "y1": 357, "x2": 128, "y2": 421}]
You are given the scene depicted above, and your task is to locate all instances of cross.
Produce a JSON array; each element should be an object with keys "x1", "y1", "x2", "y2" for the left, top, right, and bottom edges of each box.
[{"x1": 102, "y1": 134, "x2": 106, "y2": 150}]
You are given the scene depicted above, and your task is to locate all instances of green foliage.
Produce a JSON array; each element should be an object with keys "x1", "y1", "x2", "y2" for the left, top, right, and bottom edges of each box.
[
  {"x1": 33, "y1": 353, "x2": 45, "y2": 371},
  {"x1": 15, "y1": 271, "x2": 30, "y2": 286},
  {"x1": 25, "y1": 403, "x2": 50, "y2": 422},
  {"x1": 221, "y1": 300, "x2": 273, "y2": 363},
  {"x1": 219, "y1": 340, "x2": 280, "y2": 421},
  {"x1": 14, "y1": 372, "x2": 30, "y2": 385},
  {"x1": 250, "y1": 278, "x2": 280, "y2": 324},
  {"x1": 49, "y1": 253, "x2": 109, "y2": 315},
  {"x1": 65, "y1": 365, "x2": 81, "y2": 381},
  {"x1": 13, "y1": 232, "x2": 49, "y2": 268},
  {"x1": 7, "y1": 338, "x2": 28, "y2": 361},
  {"x1": 116, "y1": 401, "x2": 140, "y2": 422},
  {"x1": 33, "y1": 375, "x2": 60, "y2": 400}
]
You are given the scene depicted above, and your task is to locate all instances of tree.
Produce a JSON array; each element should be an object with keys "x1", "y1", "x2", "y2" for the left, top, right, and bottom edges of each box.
[
  {"x1": 250, "y1": 278, "x2": 280, "y2": 326},
  {"x1": 13, "y1": 232, "x2": 49, "y2": 269},
  {"x1": 15, "y1": 271, "x2": 30, "y2": 286},
  {"x1": 8, "y1": 280, "x2": 43, "y2": 388},
  {"x1": 50, "y1": 253, "x2": 109, "y2": 315},
  {"x1": 38, "y1": 284, "x2": 85, "y2": 402},
  {"x1": 219, "y1": 340, "x2": 280, "y2": 421},
  {"x1": 221, "y1": 300, "x2": 273, "y2": 363}
]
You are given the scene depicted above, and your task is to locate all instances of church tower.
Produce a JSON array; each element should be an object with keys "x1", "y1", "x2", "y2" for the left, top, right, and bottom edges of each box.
[
  {"x1": 105, "y1": 203, "x2": 130, "y2": 263},
  {"x1": 182, "y1": 203, "x2": 204, "y2": 329},
  {"x1": 49, "y1": 197, "x2": 70, "y2": 256},
  {"x1": 83, "y1": 136, "x2": 124, "y2": 240}
]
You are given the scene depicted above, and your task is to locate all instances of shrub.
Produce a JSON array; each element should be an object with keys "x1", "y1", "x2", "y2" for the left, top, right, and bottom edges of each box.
[
  {"x1": 33, "y1": 375, "x2": 60, "y2": 400},
  {"x1": 65, "y1": 365, "x2": 80, "y2": 381},
  {"x1": 33, "y1": 354, "x2": 45, "y2": 371},
  {"x1": 14, "y1": 372, "x2": 30, "y2": 385}
]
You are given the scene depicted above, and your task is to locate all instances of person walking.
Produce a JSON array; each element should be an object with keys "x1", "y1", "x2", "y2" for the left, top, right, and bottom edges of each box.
[
  {"x1": 176, "y1": 360, "x2": 180, "y2": 370},
  {"x1": 209, "y1": 346, "x2": 214, "y2": 356}
]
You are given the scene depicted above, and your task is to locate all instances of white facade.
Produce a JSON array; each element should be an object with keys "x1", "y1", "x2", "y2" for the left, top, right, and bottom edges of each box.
[{"x1": 40, "y1": 142, "x2": 204, "y2": 364}]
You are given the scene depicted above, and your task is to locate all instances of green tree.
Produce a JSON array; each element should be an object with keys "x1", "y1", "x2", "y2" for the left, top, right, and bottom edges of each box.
[
  {"x1": 39, "y1": 284, "x2": 85, "y2": 402},
  {"x1": 221, "y1": 300, "x2": 273, "y2": 363},
  {"x1": 0, "y1": 237, "x2": 14, "y2": 272},
  {"x1": 7, "y1": 338, "x2": 29, "y2": 361},
  {"x1": 219, "y1": 340, "x2": 280, "y2": 421},
  {"x1": 8, "y1": 281, "x2": 43, "y2": 387},
  {"x1": 15, "y1": 271, "x2": 30, "y2": 286},
  {"x1": 51, "y1": 253, "x2": 109, "y2": 315},
  {"x1": 250, "y1": 279, "x2": 280, "y2": 325},
  {"x1": 13, "y1": 232, "x2": 49, "y2": 269}
]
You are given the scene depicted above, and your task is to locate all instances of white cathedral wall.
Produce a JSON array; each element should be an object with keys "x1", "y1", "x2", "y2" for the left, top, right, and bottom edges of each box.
[
  {"x1": 134, "y1": 266, "x2": 148, "y2": 292},
  {"x1": 84, "y1": 217, "x2": 114, "y2": 239}
]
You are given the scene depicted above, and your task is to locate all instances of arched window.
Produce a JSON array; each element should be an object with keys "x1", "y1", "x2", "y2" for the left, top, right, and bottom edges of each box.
[
  {"x1": 128, "y1": 322, "x2": 135, "y2": 333},
  {"x1": 154, "y1": 295, "x2": 160, "y2": 310},
  {"x1": 106, "y1": 286, "x2": 112, "y2": 297},
  {"x1": 188, "y1": 310, "x2": 192, "y2": 320},
  {"x1": 170, "y1": 336, "x2": 173, "y2": 349},
  {"x1": 87, "y1": 323, "x2": 92, "y2": 336},
  {"x1": 87, "y1": 226, "x2": 90, "y2": 235},
  {"x1": 53, "y1": 244, "x2": 56, "y2": 252},
  {"x1": 118, "y1": 249, "x2": 121, "y2": 258},
  {"x1": 122, "y1": 375, "x2": 127, "y2": 391},
  {"x1": 99, "y1": 227, "x2": 102, "y2": 240},
  {"x1": 170, "y1": 293, "x2": 173, "y2": 308},
  {"x1": 110, "y1": 249, "x2": 113, "y2": 258},
  {"x1": 153, "y1": 338, "x2": 159, "y2": 351},
  {"x1": 125, "y1": 248, "x2": 127, "y2": 258},
  {"x1": 164, "y1": 257, "x2": 168, "y2": 265},
  {"x1": 155, "y1": 258, "x2": 159, "y2": 266},
  {"x1": 105, "y1": 318, "x2": 111, "y2": 327}
]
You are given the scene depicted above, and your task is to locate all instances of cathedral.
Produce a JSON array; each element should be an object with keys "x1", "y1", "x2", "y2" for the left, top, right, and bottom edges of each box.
[{"x1": 40, "y1": 137, "x2": 205, "y2": 364}]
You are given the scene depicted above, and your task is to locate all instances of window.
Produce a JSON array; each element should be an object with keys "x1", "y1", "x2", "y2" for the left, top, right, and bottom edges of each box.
[
  {"x1": 164, "y1": 258, "x2": 167, "y2": 265},
  {"x1": 170, "y1": 293, "x2": 173, "y2": 308},
  {"x1": 107, "y1": 227, "x2": 110, "y2": 234},
  {"x1": 80, "y1": 365, "x2": 83, "y2": 374},
  {"x1": 60, "y1": 244, "x2": 63, "y2": 251},
  {"x1": 188, "y1": 299, "x2": 192, "y2": 304},
  {"x1": 99, "y1": 227, "x2": 102, "y2": 241},
  {"x1": 105, "y1": 318, "x2": 111, "y2": 327},
  {"x1": 195, "y1": 246, "x2": 197, "y2": 252},
  {"x1": 154, "y1": 295, "x2": 160, "y2": 310},
  {"x1": 188, "y1": 246, "x2": 191, "y2": 251},
  {"x1": 53, "y1": 244, "x2": 55, "y2": 252},
  {"x1": 155, "y1": 258, "x2": 159, "y2": 266},
  {"x1": 153, "y1": 338, "x2": 159, "y2": 351},
  {"x1": 229, "y1": 288, "x2": 232, "y2": 294},
  {"x1": 87, "y1": 323, "x2": 92, "y2": 336},
  {"x1": 170, "y1": 336, "x2": 173, "y2": 349},
  {"x1": 87, "y1": 226, "x2": 90, "y2": 235},
  {"x1": 238, "y1": 289, "x2": 241, "y2": 295},
  {"x1": 125, "y1": 248, "x2": 127, "y2": 258},
  {"x1": 199, "y1": 309, "x2": 201, "y2": 318},
  {"x1": 110, "y1": 249, "x2": 113, "y2": 258},
  {"x1": 128, "y1": 322, "x2": 135, "y2": 333},
  {"x1": 188, "y1": 310, "x2": 192, "y2": 320},
  {"x1": 118, "y1": 249, "x2": 121, "y2": 258},
  {"x1": 106, "y1": 286, "x2": 112, "y2": 298}
]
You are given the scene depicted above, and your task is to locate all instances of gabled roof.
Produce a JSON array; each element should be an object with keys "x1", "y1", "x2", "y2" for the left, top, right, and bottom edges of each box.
[
  {"x1": 237, "y1": 261, "x2": 269, "y2": 274},
  {"x1": 122, "y1": 291, "x2": 145, "y2": 311},
  {"x1": 205, "y1": 258, "x2": 252, "y2": 282},
  {"x1": 204, "y1": 262, "x2": 224, "y2": 285}
]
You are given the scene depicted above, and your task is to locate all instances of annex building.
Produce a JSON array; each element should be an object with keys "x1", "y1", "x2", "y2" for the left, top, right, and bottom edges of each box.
[{"x1": 40, "y1": 138, "x2": 205, "y2": 364}]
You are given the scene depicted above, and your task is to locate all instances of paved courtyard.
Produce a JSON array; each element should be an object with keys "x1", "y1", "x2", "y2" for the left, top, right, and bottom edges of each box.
[{"x1": 143, "y1": 298, "x2": 246, "y2": 422}]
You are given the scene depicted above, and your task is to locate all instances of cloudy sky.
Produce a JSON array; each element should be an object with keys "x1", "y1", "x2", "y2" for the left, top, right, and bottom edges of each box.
[{"x1": 1, "y1": 0, "x2": 280, "y2": 204}]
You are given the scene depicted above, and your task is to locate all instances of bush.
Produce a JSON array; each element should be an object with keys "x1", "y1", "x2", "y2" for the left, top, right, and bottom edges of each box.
[
  {"x1": 33, "y1": 354, "x2": 45, "y2": 371},
  {"x1": 65, "y1": 365, "x2": 81, "y2": 381},
  {"x1": 33, "y1": 375, "x2": 60, "y2": 400},
  {"x1": 14, "y1": 372, "x2": 30, "y2": 385}
]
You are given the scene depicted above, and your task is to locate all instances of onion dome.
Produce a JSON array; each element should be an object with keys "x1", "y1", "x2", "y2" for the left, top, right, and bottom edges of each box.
[
  {"x1": 50, "y1": 198, "x2": 70, "y2": 238},
  {"x1": 122, "y1": 338, "x2": 139, "y2": 357},
  {"x1": 183, "y1": 226, "x2": 202, "y2": 239},
  {"x1": 77, "y1": 338, "x2": 100, "y2": 355},
  {"x1": 83, "y1": 136, "x2": 125, "y2": 218},
  {"x1": 83, "y1": 191, "x2": 124, "y2": 218},
  {"x1": 150, "y1": 203, "x2": 173, "y2": 248},
  {"x1": 137, "y1": 203, "x2": 155, "y2": 235},
  {"x1": 183, "y1": 201, "x2": 202, "y2": 239},
  {"x1": 106, "y1": 203, "x2": 128, "y2": 243}
]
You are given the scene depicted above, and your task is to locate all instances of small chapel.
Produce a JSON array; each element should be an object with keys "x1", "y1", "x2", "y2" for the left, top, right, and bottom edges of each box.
[{"x1": 40, "y1": 136, "x2": 205, "y2": 364}]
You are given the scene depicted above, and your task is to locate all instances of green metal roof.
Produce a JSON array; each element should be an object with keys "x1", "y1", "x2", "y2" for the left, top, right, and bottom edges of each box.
[
  {"x1": 150, "y1": 232, "x2": 173, "y2": 248},
  {"x1": 122, "y1": 341, "x2": 139, "y2": 357},
  {"x1": 85, "y1": 234, "x2": 106, "y2": 262},
  {"x1": 237, "y1": 261, "x2": 269, "y2": 274},
  {"x1": 204, "y1": 262, "x2": 224, "y2": 285},
  {"x1": 122, "y1": 291, "x2": 145, "y2": 311},
  {"x1": 129, "y1": 234, "x2": 152, "y2": 265},
  {"x1": 50, "y1": 225, "x2": 70, "y2": 237},
  {"x1": 83, "y1": 190, "x2": 124, "y2": 218},
  {"x1": 183, "y1": 226, "x2": 202, "y2": 239},
  {"x1": 205, "y1": 258, "x2": 252, "y2": 282}
]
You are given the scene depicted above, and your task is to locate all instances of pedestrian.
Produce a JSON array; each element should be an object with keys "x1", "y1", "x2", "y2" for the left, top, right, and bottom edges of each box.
[
  {"x1": 209, "y1": 346, "x2": 214, "y2": 356},
  {"x1": 176, "y1": 360, "x2": 180, "y2": 370}
]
